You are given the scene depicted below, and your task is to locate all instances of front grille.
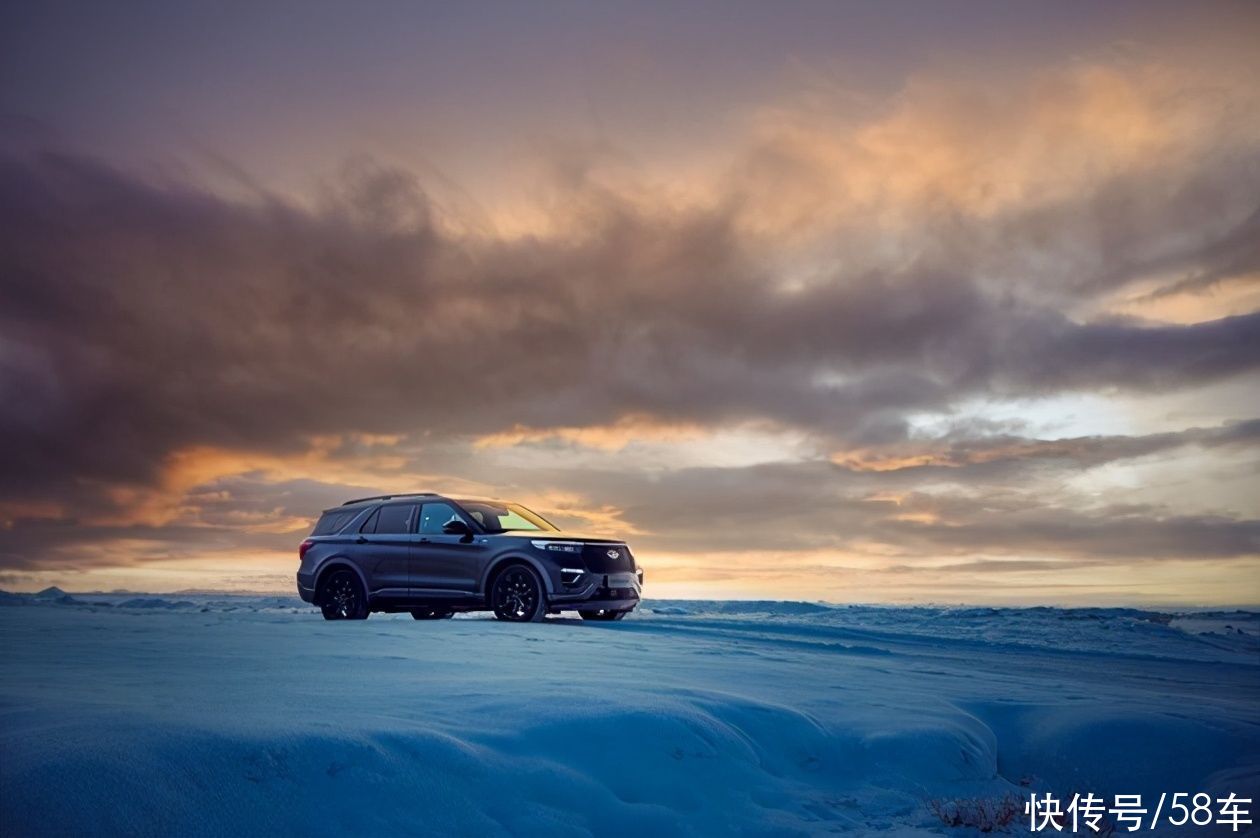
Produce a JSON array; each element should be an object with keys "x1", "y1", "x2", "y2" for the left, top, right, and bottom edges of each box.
[{"x1": 581, "y1": 543, "x2": 635, "y2": 573}]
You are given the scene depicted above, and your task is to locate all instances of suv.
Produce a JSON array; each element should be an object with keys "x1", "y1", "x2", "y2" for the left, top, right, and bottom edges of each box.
[{"x1": 296, "y1": 493, "x2": 643, "y2": 622}]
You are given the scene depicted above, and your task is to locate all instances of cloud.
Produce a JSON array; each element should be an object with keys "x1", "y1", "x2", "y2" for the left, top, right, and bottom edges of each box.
[
  {"x1": 2, "y1": 152, "x2": 1254, "y2": 497},
  {"x1": 1, "y1": 52, "x2": 1259, "y2": 593},
  {"x1": 832, "y1": 418, "x2": 1260, "y2": 474}
]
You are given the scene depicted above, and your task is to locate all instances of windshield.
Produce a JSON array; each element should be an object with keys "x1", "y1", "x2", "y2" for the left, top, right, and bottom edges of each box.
[{"x1": 456, "y1": 501, "x2": 558, "y2": 533}]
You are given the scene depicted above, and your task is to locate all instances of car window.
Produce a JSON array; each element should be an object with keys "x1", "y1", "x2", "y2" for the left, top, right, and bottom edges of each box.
[
  {"x1": 358, "y1": 508, "x2": 379, "y2": 533},
  {"x1": 311, "y1": 510, "x2": 354, "y2": 535},
  {"x1": 455, "y1": 501, "x2": 557, "y2": 532},
  {"x1": 496, "y1": 508, "x2": 539, "y2": 530},
  {"x1": 417, "y1": 502, "x2": 462, "y2": 534},
  {"x1": 373, "y1": 504, "x2": 416, "y2": 534}
]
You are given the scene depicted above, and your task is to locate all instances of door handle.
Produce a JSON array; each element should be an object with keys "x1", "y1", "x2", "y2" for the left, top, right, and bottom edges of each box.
[
  {"x1": 356, "y1": 536, "x2": 367, "y2": 544},
  {"x1": 418, "y1": 537, "x2": 431, "y2": 544}
]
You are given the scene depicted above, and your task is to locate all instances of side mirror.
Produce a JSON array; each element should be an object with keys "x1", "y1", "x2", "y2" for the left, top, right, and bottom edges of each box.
[{"x1": 442, "y1": 519, "x2": 473, "y2": 541}]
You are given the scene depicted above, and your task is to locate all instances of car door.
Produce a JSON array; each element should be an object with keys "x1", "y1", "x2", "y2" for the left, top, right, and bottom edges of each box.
[
  {"x1": 355, "y1": 503, "x2": 416, "y2": 597},
  {"x1": 410, "y1": 501, "x2": 488, "y2": 593}
]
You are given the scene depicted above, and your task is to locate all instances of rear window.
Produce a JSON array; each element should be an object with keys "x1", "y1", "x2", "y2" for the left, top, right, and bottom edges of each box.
[{"x1": 311, "y1": 510, "x2": 355, "y2": 535}]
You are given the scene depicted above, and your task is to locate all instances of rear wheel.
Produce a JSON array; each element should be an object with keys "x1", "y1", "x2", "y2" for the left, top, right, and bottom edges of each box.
[
  {"x1": 410, "y1": 608, "x2": 454, "y2": 620},
  {"x1": 491, "y1": 565, "x2": 546, "y2": 622},
  {"x1": 579, "y1": 609, "x2": 627, "y2": 621},
  {"x1": 320, "y1": 569, "x2": 368, "y2": 620}
]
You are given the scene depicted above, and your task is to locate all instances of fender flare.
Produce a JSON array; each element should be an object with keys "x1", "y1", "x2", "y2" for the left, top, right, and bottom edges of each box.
[
  {"x1": 480, "y1": 554, "x2": 555, "y2": 597},
  {"x1": 312, "y1": 558, "x2": 371, "y2": 604}
]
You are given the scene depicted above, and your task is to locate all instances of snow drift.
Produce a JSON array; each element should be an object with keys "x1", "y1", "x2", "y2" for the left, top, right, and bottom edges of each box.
[{"x1": 1, "y1": 593, "x2": 1256, "y2": 836}]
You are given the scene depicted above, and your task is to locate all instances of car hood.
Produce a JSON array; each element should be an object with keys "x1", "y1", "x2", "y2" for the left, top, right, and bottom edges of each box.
[{"x1": 499, "y1": 530, "x2": 627, "y2": 544}]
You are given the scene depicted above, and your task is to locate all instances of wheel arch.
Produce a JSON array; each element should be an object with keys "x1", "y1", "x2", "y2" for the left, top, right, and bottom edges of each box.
[
  {"x1": 480, "y1": 554, "x2": 554, "y2": 599},
  {"x1": 313, "y1": 558, "x2": 370, "y2": 605}
]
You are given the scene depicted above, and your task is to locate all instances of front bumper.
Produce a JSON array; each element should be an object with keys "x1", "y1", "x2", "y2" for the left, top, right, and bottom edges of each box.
[{"x1": 548, "y1": 570, "x2": 641, "y2": 612}]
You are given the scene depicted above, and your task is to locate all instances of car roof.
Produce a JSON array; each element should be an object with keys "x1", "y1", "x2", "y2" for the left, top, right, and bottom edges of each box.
[
  {"x1": 333, "y1": 492, "x2": 439, "y2": 509},
  {"x1": 328, "y1": 492, "x2": 511, "y2": 512}
]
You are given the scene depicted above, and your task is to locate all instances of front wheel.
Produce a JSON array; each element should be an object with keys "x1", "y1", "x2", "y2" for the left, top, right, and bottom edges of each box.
[
  {"x1": 579, "y1": 609, "x2": 627, "y2": 621},
  {"x1": 491, "y1": 565, "x2": 547, "y2": 622},
  {"x1": 320, "y1": 569, "x2": 369, "y2": 620}
]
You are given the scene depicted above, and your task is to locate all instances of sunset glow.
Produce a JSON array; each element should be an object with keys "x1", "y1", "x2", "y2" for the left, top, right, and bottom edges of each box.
[{"x1": 1, "y1": 1, "x2": 1257, "y2": 603}]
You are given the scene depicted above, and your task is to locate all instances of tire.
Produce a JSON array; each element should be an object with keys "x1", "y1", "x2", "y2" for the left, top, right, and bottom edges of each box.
[
  {"x1": 579, "y1": 609, "x2": 626, "y2": 621},
  {"x1": 410, "y1": 608, "x2": 454, "y2": 620},
  {"x1": 490, "y1": 564, "x2": 547, "y2": 622},
  {"x1": 320, "y1": 569, "x2": 369, "y2": 620}
]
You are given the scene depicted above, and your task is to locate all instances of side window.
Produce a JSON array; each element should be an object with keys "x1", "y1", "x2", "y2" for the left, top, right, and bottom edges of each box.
[
  {"x1": 312, "y1": 510, "x2": 353, "y2": 535},
  {"x1": 358, "y1": 508, "x2": 379, "y2": 534},
  {"x1": 373, "y1": 504, "x2": 416, "y2": 535},
  {"x1": 417, "y1": 502, "x2": 462, "y2": 535}
]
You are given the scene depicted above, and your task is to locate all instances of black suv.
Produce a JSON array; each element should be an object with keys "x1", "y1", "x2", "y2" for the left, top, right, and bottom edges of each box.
[{"x1": 296, "y1": 493, "x2": 642, "y2": 622}]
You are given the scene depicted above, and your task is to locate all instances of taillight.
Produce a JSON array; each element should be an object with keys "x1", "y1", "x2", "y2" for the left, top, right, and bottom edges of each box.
[{"x1": 298, "y1": 539, "x2": 314, "y2": 561}]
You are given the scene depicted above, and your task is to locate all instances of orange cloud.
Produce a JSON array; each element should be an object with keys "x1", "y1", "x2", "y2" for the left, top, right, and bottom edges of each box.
[
  {"x1": 833, "y1": 438, "x2": 1093, "y2": 472},
  {"x1": 519, "y1": 490, "x2": 647, "y2": 537},
  {"x1": 1097, "y1": 273, "x2": 1260, "y2": 325},
  {"x1": 729, "y1": 58, "x2": 1259, "y2": 252},
  {"x1": 0, "y1": 500, "x2": 67, "y2": 529},
  {"x1": 474, "y1": 415, "x2": 709, "y2": 452},
  {"x1": 96, "y1": 435, "x2": 417, "y2": 530}
]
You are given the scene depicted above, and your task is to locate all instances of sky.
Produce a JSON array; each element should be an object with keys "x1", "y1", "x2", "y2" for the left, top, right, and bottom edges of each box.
[{"x1": 1, "y1": 0, "x2": 1258, "y2": 604}]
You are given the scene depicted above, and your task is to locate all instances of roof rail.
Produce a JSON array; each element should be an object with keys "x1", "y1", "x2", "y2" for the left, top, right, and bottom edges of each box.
[{"x1": 341, "y1": 492, "x2": 437, "y2": 506}]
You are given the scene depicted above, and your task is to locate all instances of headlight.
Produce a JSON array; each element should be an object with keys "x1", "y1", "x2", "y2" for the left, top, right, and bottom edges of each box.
[{"x1": 530, "y1": 540, "x2": 583, "y2": 553}]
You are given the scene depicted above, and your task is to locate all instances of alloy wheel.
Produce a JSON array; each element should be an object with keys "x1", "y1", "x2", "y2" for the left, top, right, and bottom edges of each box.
[
  {"x1": 493, "y1": 567, "x2": 543, "y2": 622},
  {"x1": 321, "y1": 570, "x2": 366, "y2": 620}
]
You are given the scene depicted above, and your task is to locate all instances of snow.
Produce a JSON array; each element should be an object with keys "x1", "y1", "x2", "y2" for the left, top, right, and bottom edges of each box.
[{"x1": 1, "y1": 593, "x2": 1257, "y2": 836}]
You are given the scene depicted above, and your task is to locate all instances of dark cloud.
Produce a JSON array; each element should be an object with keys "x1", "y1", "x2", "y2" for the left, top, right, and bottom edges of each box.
[
  {"x1": 999, "y1": 311, "x2": 1260, "y2": 392},
  {"x1": 878, "y1": 503, "x2": 1260, "y2": 561},
  {"x1": 991, "y1": 163, "x2": 1260, "y2": 303},
  {"x1": 3, "y1": 149, "x2": 1259, "y2": 511},
  {"x1": 1124, "y1": 207, "x2": 1260, "y2": 300},
  {"x1": 463, "y1": 455, "x2": 1260, "y2": 559},
  {"x1": 832, "y1": 418, "x2": 1260, "y2": 475},
  {"x1": 7, "y1": 449, "x2": 1256, "y2": 572}
]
